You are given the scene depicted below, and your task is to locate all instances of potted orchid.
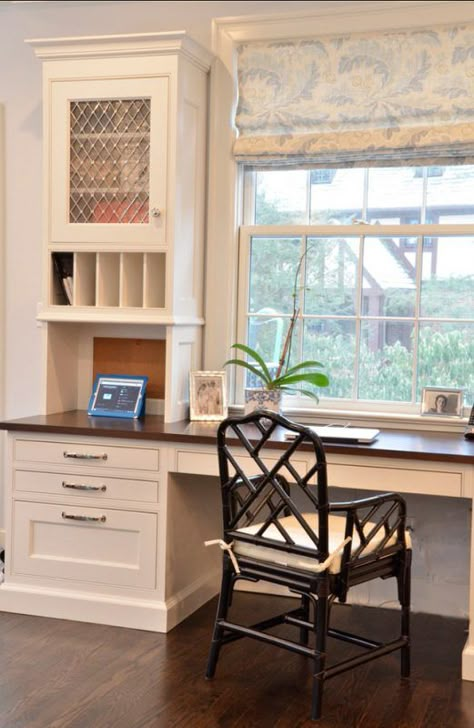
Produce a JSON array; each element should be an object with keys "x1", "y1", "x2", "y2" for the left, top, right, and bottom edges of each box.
[{"x1": 224, "y1": 246, "x2": 330, "y2": 412}]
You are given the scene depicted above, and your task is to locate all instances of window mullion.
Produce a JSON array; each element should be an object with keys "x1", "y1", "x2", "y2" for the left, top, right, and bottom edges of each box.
[
  {"x1": 411, "y1": 234, "x2": 424, "y2": 404},
  {"x1": 296, "y1": 234, "x2": 307, "y2": 373},
  {"x1": 353, "y1": 233, "x2": 365, "y2": 400}
]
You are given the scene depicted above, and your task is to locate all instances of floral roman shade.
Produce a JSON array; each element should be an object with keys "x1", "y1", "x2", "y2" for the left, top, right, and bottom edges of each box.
[{"x1": 234, "y1": 24, "x2": 474, "y2": 165}]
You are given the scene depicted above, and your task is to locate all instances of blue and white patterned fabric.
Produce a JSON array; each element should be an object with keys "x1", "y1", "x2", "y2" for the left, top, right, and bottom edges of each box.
[{"x1": 234, "y1": 24, "x2": 474, "y2": 165}]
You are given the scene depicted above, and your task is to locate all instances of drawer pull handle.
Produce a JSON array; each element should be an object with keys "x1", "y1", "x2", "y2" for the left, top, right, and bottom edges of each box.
[
  {"x1": 61, "y1": 511, "x2": 106, "y2": 523},
  {"x1": 62, "y1": 481, "x2": 107, "y2": 492},
  {"x1": 63, "y1": 451, "x2": 108, "y2": 461}
]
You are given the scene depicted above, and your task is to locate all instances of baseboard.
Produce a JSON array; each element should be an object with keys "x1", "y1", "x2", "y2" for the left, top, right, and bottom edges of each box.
[
  {"x1": 462, "y1": 641, "x2": 474, "y2": 681},
  {"x1": 0, "y1": 570, "x2": 220, "y2": 633},
  {"x1": 0, "y1": 582, "x2": 172, "y2": 631},
  {"x1": 165, "y1": 568, "x2": 220, "y2": 630}
]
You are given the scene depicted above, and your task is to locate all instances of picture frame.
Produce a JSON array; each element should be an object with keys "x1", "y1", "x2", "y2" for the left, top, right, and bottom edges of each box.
[
  {"x1": 189, "y1": 371, "x2": 227, "y2": 421},
  {"x1": 420, "y1": 386, "x2": 463, "y2": 418}
]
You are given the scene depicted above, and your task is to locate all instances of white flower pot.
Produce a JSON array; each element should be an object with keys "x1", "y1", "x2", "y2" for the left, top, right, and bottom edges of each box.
[{"x1": 244, "y1": 388, "x2": 282, "y2": 414}]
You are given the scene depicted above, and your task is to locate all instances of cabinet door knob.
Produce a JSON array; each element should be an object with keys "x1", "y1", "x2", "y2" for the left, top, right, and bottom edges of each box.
[{"x1": 150, "y1": 207, "x2": 161, "y2": 218}]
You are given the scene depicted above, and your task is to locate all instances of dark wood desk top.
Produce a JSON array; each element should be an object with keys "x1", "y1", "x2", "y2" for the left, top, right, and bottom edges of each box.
[{"x1": 0, "y1": 410, "x2": 473, "y2": 465}]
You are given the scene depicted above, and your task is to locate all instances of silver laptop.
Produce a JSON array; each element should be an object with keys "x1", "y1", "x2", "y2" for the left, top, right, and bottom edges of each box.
[{"x1": 308, "y1": 425, "x2": 380, "y2": 444}]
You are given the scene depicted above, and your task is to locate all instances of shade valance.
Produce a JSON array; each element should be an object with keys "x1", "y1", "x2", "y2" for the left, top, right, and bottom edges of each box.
[{"x1": 234, "y1": 24, "x2": 474, "y2": 165}]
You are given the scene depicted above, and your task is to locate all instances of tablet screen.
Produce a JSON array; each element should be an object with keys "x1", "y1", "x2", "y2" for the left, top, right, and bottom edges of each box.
[{"x1": 88, "y1": 375, "x2": 147, "y2": 418}]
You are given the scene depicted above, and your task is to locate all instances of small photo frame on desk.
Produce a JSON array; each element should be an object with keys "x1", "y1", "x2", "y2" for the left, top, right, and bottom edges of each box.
[
  {"x1": 189, "y1": 371, "x2": 227, "y2": 421},
  {"x1": 420, "y1": 386, "x2": 463, "y2": 417},
  {"x1": 88, "y1": 374, "x2": 148, "y2": 419}
]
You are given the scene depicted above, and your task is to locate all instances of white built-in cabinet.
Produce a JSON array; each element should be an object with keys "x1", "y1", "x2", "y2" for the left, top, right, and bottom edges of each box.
[
  {"x1": 28, "y1": 32, "x2": 213, "y2": 421},
  {"x1": 2, "y1": 430, "x2": 221, "y2": 632}
]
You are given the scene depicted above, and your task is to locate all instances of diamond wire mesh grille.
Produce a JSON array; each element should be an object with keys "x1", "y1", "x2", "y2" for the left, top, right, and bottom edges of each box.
[{"x1": 69, "y1": 98, "x2": 151, "y2": 224}]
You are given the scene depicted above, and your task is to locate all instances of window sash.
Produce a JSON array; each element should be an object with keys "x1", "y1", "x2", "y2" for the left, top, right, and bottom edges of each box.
[{"x1": 236, "y1": 223, "x2": 474, "y2": 415}]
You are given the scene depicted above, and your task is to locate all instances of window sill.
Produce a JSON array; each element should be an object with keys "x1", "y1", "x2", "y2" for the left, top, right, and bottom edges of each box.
[{"x1": 229, "y1": 403, "x2": 468, "y2": 434}]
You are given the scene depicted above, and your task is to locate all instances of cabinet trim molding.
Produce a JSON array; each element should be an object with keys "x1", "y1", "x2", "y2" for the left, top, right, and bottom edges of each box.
[{"x1": 26, "y1": 31, "x2": 213, "y2": 72}]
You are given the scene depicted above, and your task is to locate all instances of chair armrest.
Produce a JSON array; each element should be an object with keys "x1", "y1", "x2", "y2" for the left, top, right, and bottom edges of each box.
[{"x1": 328, "y1": 492, "x2": 408, "y2": 565}]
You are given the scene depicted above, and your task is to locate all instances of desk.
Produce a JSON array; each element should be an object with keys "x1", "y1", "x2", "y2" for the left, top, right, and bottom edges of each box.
[{"x1": 1, "y1": 411, "x2": 473, "y2": 679}]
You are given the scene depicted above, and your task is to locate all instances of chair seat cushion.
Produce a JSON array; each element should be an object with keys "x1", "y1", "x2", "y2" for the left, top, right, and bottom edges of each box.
[{"x1": 233, "y1": 514, "x2": 411, "y2": 574}]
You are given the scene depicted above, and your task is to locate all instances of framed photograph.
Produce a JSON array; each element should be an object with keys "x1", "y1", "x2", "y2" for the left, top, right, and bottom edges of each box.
[
  {"x1": 420, "y1": 387, "x2": 463, "y2": 417},
  {"x1": 189, "y1": 371, "x2": 227, "y2": 421}
]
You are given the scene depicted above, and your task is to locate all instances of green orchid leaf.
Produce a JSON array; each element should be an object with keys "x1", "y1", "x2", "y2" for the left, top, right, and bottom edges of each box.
[
  {"x1": 223, "y1": 358, "x2": 271, "y2": 386},
  {"x1": 228, "y1": 343, "x2": 272, "y2": 383},
  {"x1": 299, "y1": 388, "x2": 320, "y2": 401},
  {"x1": 284, "y1": 360, "x2": 325, "y2": 376},
  {"x1": 272, "y1": 372, "x2": 330, "y2": 388},
  {"x1": 278, "y1": 386, "x2": 320, "y2": 401}
]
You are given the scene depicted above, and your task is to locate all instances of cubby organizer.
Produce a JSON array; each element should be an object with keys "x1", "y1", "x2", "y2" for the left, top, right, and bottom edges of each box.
[{"x1": 50, "y1": 252, "x2": 166, "y2": 309}]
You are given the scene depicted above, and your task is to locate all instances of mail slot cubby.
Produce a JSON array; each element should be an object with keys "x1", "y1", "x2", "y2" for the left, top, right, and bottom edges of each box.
[
  {"x1": 75, "y1": 253, "x2": 96, "y2": 306},
  {"x1": 144, "y1": 253, "x2": 166, "y2": 309},
  {"x1": 49, "y1": 251, "x2": 166, "y2": 311},
  {"x1": 121, "y1": 253, "x2": 144, "y2": 307},
  {"x1": 97, "y1": 253, "x2": 120, "y2": 307}
]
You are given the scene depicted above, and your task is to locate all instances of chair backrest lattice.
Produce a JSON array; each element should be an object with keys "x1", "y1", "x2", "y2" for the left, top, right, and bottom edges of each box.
[{"x1": 217, "y1": 410, "x2": 330, "y2": 561}]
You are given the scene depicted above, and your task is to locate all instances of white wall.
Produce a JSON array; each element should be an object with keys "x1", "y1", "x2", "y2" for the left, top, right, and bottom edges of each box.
[{"x1": 0, "y1": 0, "x2": 472, "y2": 618}]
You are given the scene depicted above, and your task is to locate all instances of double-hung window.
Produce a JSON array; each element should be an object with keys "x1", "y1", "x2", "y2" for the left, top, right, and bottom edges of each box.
[{"x1": 237, "y1": 164, "x2": 474, "y2": 414}]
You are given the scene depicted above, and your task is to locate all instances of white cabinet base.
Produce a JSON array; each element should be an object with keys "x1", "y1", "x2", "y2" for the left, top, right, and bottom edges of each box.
[
  {"x1": 1, "y1": 431, "x2": 222, "y2": 633},
  {"x1": 0, "y1": 568, "x2": 219, "y2": 632}
]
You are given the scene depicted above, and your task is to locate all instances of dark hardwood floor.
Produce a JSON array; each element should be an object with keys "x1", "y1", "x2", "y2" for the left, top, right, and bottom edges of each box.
[{"x1": 1, "y1": 594, "x2": 473, "y2": 727}]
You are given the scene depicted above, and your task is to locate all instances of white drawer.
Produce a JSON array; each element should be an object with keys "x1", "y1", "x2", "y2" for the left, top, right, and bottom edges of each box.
[
  {"x1": 14, "y1": 439, "x2": 159, "y2": 472},
  {"x1": 12, "y1": 501, "x2": 157, "y2": 589},
  {"x1": 14, "y1": 469, "x2": 159, "y2": 503},
  {"x1": 328, "y1": 461, "x2": 463, "y2": 498},
  {"x1": 176, "y1": 448, "x2": 309, "y2": 478}
]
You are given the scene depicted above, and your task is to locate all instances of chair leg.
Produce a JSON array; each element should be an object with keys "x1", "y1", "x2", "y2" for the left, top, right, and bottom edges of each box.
[
  {"x1": 300, "y1": 594, "x2": 310, "y2": 645},
  {"x1": 311, "y1": 592, "x2": 328, "y2": 721},
  {"x1": 398, "y1": 550, "x2": 411, "y2": 679},
  {"x1": 206, "y1": 560, "x2": 234, "y2": 679}
]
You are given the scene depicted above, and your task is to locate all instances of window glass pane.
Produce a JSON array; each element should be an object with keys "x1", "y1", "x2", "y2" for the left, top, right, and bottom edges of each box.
[
  {"x1": 305, "y1": 237, "x2": 359, "y2": 315},
  {"x1": 303, "y1": 319, "x2": 356, "y2": 399},
  {"x1": 418, "y1": 323, "x2": 474, "y2": 406},
  {"x1": 309, "y1": 168, "x2": 364, "y2": 224},
  {"x1": 358, "y1": 321, "x2": 414, "y2": 401},
  {"x1": 420, "y1": 236, "x2": 474, "y2": 318},
  {"x1": 249, "y1": 237, "x2": 301, "y2": 314},
  {"x1": 362, "y1": 237, "x2": 417, "y2": 317},
  {"x1": 255, "y1": 170, "x2": 308, "y2": 224},
  {"x1": 242, "y1": 164, "x2": 474, "y2": 410},
  {"x1": 367, "y1": 167, "x2": 423, "y2": 224},
  {"x1": 426, "y1": 165, "x2": 474, "y2": 224}
]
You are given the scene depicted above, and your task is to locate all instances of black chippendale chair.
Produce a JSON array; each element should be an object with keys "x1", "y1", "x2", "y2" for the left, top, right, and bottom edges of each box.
[{"x1": 205, "y1": 410, "x2": 411, "y2": 721}]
